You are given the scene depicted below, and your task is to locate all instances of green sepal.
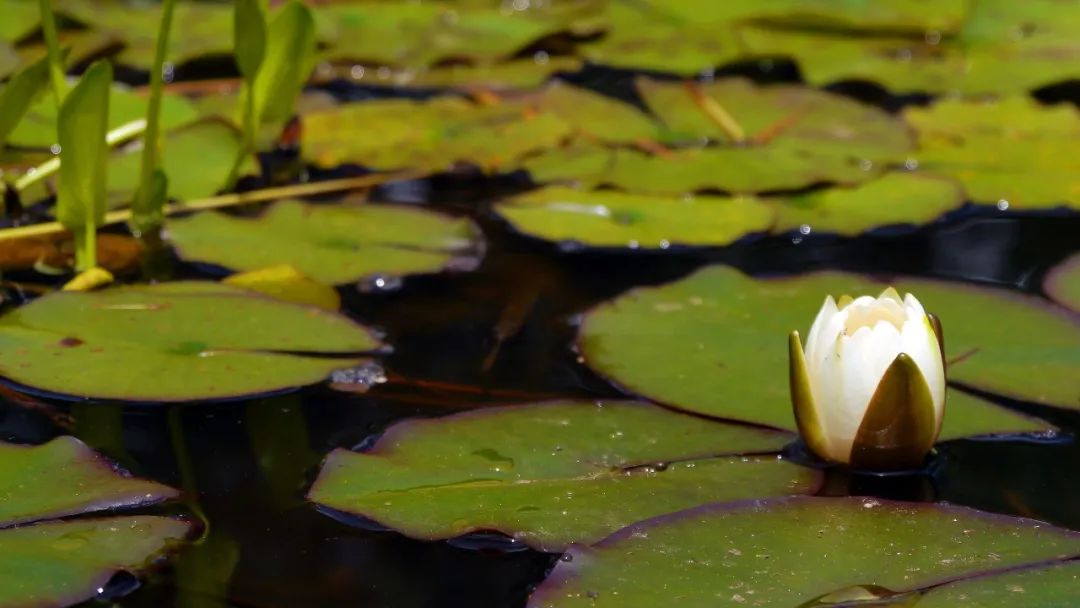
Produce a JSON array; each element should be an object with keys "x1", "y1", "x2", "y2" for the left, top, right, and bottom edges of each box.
[
  {"x1": 849, "y1": 353, "x2": 938, "y2": 470},
  {"x1": 789, "y1": 331, "x2": 830, "y2": 460}
]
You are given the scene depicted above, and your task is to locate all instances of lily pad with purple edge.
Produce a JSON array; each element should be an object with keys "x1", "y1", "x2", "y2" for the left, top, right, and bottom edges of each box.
[
  {"x1": 0, "y1": 436, "x2": 190, "y2": 607},
  {"x1": 579, "y1": 266, "x2": 1075, "y2": 432},
  {"x1": 528, "y1": 496, "x2": 1080, "y2": 607},
  {"x1": 308, "y1": 400, "x2": 820, "y2": 551},
  {"x1": 0, "y1": 281, "x2": 379, "y2": 402},
  {"x1": 1045, "y1": 252, "x2": 1080, "y2": 313},
  {"x1": 166, "y1": 200, "x2": 483, "y2": 285}
]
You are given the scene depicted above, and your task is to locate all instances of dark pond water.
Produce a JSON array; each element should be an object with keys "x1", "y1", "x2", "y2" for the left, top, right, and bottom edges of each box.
[{"x1": 1, "y1": 69, "x2": 1078, "y2": 607}]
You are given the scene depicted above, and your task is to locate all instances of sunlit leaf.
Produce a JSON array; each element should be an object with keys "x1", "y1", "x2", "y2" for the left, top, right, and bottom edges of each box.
[
  {"x1": 579, "y1": 266, "x2": 1072, "y2": 430},
  {"x1": 57, "y1": 60, "x2": 110, "y2": 235},
  {"x1": 529, "y1": 496, "x2": 1080, "y2": 607},
  {"x1": 904, "y1": 96, "x2": 1080, "y2": 210},
  {"x1": 771, "y1": 172, "x2": 963, "y2": 236},
  {"x1": 495, "y1": 186, "x2": 773, "y2": 248},
  {"x1": 0, "y1": 54, "x2": 51, "y2": 145},
  {"x1": 167, "y1": 199, "x2": 483, "y2": 285},
  {"x1": 7, "y1": 83, "x2": 199, "y2": 149},
  {"x1": 224, "y1": 265, "x2": 341, "y2": 311},
  {"x1": 253, "y1": 1, "x2": 316, "y2": 126},
  {"x1": 309, "y1": 400, "x2": 819, "y2": 551},
  {"x1": 233, "y1": 0, "x2": 267, "y2": 82},
  {"x1": 0, "y1": 282, "x2": 380, "y2": 401},
  {"x1": 0, "y1": 436, "x2": 189, "y2": 607},
  {"x1": 301, "y1": 96, "x2": 570, "y2": 171}
]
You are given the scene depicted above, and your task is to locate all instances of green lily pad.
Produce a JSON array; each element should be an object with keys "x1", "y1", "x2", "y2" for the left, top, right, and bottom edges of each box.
[
  {"x1": 528, "y1": 496, "x2": 1080, "y2": 607},
  {"x1": 1045, "y1": 253, "x2": 1080, "y2": 313},
  {"x1": 526, "y1": 142, "x2": 888, "y2": 196},
  {"x1": 0, "y1": 436, "x2": 189, "y2": 607},
  {"x1": 309, "y1": 400, "x2": 819, "y2": 551},
  {"x1": 55, "y1": 0, "x2": 234, "y2": 69},
  {"x1": 7, "y1": 83, "x2": 199, "y2": 149},
  {"x1": 318, "y1": 2, "x2": 590, "y2": 69},
  {"x1": 105, "y1": 120, "x2": 250, "y2": 206},
  {"x1": 0, "y1": 282, "x2": 379, "y2": 401},
  {"x1": 917, "y1": 561, "x2": 1080, "y2": 607},
  {"x1": 494, "y1": 186, "x2": 774, "y2": 248},
  {"x1": 0, "y1": 436, "x2": 176, "y2": 526},
  {"x1": 579, "y1": 266, "x2": 1073, "y2": 432},
  {"x1": 407, "y1": 57, "x2": 584, "y2": 90},
  {"x1": 167, "y1": 200, "x2": 482, "y2": 285},
  {"x1": 300, "y1": 96, "x2": 570, "y2": 171},
  {"x1": 904, "y1": 96, "x2": 1080, "y2": 210},
  {"x1": 771, "y1": 172, "x2": 964, "y2": 236},
  {"x1": 525, "y1": 78, "x2": 911, "y2": 195}
]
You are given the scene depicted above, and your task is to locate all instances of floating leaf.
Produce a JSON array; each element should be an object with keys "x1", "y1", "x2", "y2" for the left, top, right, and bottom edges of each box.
[
  {"x1": 167, "y1": 200, "x2": 482, "y2": 285},
  {"x1": 917, "y1": 561, "x2": 1080, "y2": 607},
  {"x1": 55, "y1": 0, "x2": 234, "y2": 69},
  {"x1": 105, "y1": 120, "x2": 249, "y2": 207},
  {"x1": 1045, "y1": 253, "x2": 1080, "y2": 313},
  {"x1": 579, "y1": 266, "x2": 1072, "y2": 432},
  {"x1": 407, "y1": 57, "x2": 583, "y2": 90},
  {"x1": 740, "y1": 0, "x2": 1080, "y2": 95},
  {"x1": 309, "y1": 400, "x2": 819, "y2": 551},
  {"x1": 770, "y1": 172, "x2": 963, "y2": 236},
  {"x1": 0, "y1": 436, "x2": 189, "y2": 607},
  {"x1": 224, "y1": 265, "x2": 341, "y2": 311},
  {"x1": 529, "y1": 496, "x2": 1080, "y2": 607},
  {"x1": 301, "y1": 96, "x2": 570, "y2": 171},
  {"x1": 904, "y1": 96, "x2": 1080, "y2": 210},
  {"x1": 526, "y1": 78, "x2": 911, "y2": 195},
  {"x1": 317, "y1": 2, "x2": 595, "y2": 69},
  {"x1": 494, "y1": 186, "x2": 773, "y2": 248},
  {"x1": 7, "y1": 83, "x2": 199, "y2": 149},
  {"x1": 0, "y1": 282, "x2": 379, "y2": 401}
]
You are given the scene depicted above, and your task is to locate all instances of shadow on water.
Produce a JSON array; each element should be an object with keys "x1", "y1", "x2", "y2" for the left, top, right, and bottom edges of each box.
[{"x1": 0, "y1": 68, "x2": 1076, "y2": 608}]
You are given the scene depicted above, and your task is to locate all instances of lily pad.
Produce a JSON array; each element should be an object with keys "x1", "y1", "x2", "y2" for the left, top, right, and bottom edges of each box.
[
  {"x1": 917, "y1": 561, "x2": 1080, "y2": 607},
  {"x1": 0, "y1": 282, "x2": 379, "y2": 401},
  {"x1": 105, "y1": 120, "x2": 250, "y2": 206},
  {"x1": 309, "y1": 400, "x2": 819, "y2": 551},
  {"x1": 167, "y1": 200, "x2": 482, "y2": 285},
  {"x1": 407, "y1": 57, "x2": 584, "y2": 90},
  {"x1": 770, "y1": 172, "x2": 964, "y2": 236},
  {"x1": 525, "y1": 78, "x2": 911, "y2": 195},
  {"x1": 6, "y1": 83, "x2": 199, "y2": 150},
  {"x1": 529, "y1": 496, "x2": 1080, "y2": 607},
  {"x1": 904, "y1": 96, "x2": 1080, "y2": 210},
  {"x1": 494, "y1": 186, "x2": 774, "y2": 248},
  {"x1": 0, "y1": 436, "x2": 189, "y2": 607},
  {"x1": 1045, "y1": 253, "x2": 1080, "y2": 313},
  {"x1": 300, "y1": 96, "x2": 570, "y2": 171},
  {"x1": 579, "y1": 266, "x2": 1074, "y2": 432}
]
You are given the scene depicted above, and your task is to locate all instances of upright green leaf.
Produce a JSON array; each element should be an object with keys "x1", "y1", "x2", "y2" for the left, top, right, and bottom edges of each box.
[
  {"x1": 132, "y1": 0, "x2": 177, "y2": 236},
  {"x1": 234, "y1": 0, "x2": 268, "y2": 82},
  {"x1": 253, "y1": 1, "x2": 315, "y2": 126},
  {"x1": 0, "y1": 54, "x2": 51, "y2": 145},
  {"x1": 57, "y1": 60, "x2": 111, "y2": 271}
]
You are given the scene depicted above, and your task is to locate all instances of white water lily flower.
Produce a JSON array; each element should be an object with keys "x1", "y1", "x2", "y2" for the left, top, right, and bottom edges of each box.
[{"x1": 789, "y1": 287, "x2": 946, "y2": 469}]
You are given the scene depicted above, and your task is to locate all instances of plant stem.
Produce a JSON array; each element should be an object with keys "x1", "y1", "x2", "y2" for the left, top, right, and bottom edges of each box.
[
  {"x1": 684, "y1": 80, "x2": 746, "y2": 144},
  {"x1": 36, "y1": 0, "x2": 67, "y2": 104},
  {"x1": 13, "y1": 119, "x2": 147, "y2": 193},
  {"x1": 0, "y1": 170, "x2": 424, "y2": 241},
  {"x1": 224, "y1": 83, "x2": 257, "y2": 190},
  {"x1": 132, "y1": 0, "x2": 177, "y2": 232}
]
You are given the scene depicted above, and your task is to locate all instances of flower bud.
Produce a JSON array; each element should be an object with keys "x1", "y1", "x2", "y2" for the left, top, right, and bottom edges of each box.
[{"x1": 789, "y1": 287, "x2": 946, "y2": 469}]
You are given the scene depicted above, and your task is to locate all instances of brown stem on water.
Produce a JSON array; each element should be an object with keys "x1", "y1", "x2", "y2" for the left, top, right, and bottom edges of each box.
[{"x1": 684, "y1": 80, "x2": 746, "y2": 144}]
